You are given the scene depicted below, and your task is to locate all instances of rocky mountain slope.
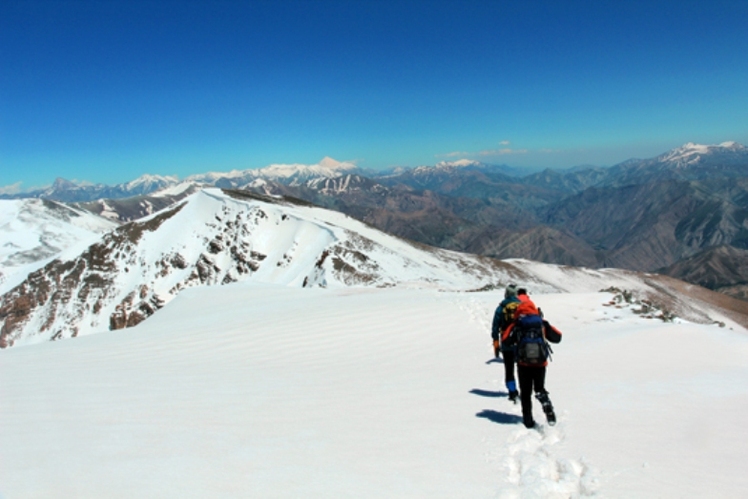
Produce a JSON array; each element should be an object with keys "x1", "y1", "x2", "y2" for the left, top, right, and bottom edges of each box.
[
  {"x1": 659, "y1": 245, "x2": 748, "y2": 300},
  {"x1": 542, "y1": 177, "x2": 748, "y2": 269}
]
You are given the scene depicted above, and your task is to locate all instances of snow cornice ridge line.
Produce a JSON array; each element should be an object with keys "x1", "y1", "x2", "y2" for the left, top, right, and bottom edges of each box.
[{"x1": 220, "y1": 188, "x2": 318, "y2": 209}]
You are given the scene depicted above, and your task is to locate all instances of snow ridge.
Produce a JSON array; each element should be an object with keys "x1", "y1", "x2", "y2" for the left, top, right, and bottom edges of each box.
[{"x1": 0, "y1": 188, "x2": 513, "y2": 347}]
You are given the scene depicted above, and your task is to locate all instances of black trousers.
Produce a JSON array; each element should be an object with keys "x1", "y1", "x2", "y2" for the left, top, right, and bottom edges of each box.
[
  {"x1": 502, "y1": 349, "x2": 516, "y2": 385},
  {"x1": 517, "y1": 364, "x2": 546, "y2": 427}
]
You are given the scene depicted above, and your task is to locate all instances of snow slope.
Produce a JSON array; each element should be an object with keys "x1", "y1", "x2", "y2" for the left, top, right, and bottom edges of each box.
[
  {"x1": 0, "y1": 198, "x2": 117, "y2": 292},
  {"x1": 1, "y1": 283, "x2": 746, "y2": 498}
]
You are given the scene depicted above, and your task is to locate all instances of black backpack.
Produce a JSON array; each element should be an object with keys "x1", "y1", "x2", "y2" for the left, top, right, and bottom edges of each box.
[{"x1": 514, "y1": 314, "x2": 550, "y2": 365}]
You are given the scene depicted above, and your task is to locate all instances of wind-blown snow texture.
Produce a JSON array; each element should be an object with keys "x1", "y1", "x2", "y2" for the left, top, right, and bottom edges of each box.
[{"x1": 1, "y1": 284, "x2": 747, "y2": 498}]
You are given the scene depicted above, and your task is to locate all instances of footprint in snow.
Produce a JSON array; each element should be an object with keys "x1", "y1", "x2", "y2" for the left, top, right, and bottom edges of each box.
[
  {"x1": 496, "y1": 420, "x2": 600, "y2": 498},
  {"x1": 457, "y1": 297, "x2": 491, "y2": 330}
]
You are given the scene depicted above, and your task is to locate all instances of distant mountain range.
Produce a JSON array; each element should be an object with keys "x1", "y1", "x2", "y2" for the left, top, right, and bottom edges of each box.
[
  {"x1": 3, "y1": 142, "x2": 748, "y2": 301},
  {"x1": 244, "y1": 142, "x2": 748, "y2": 299},
  {"x1": 1, "y1": 157, "x2": 358, "y2": 203},
  {"x1": 4, "y1": 187, "x2": 747, "y2": 348},
  {"x1": 8, "y1": 174, "x2": 181, "y2": 203}
]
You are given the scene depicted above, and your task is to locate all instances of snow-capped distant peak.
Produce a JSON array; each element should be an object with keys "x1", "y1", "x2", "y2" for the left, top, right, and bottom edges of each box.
[
  {"x1": 126, "y1": 174, "x2": 180, "y2": 190},
  {"x1": 318, "y1": 156, "x2": 350, "y2": 170},
  {"x1": 257, "y1": 157, "x2": 357, "y2": 179},
  {"x1": 662, "y1": 141, "x2": 747, "y2": 164},
  {"x1": 434, "y1": 159, "x2": 482, "y2": 169},
  {"x1": 49, "y1": 178, "x2": 79, "y2": 190},
  {"x1": 185, "y1": 158, "x2": 357, "y2": 186},
  {"x1": 409, "y1": 159, "x2": 483, "y2": 175},
  {"x1": 718, "y1": 141, "x2": 745, "y2": 149},
  {"x1": 679, "y1": 142, "x2": 709, "y2": 153}
]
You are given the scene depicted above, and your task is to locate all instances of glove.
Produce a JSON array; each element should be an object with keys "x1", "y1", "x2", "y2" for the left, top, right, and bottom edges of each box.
[{"x1": 493, "y1": 339, "x2": 500, "y2": 358}]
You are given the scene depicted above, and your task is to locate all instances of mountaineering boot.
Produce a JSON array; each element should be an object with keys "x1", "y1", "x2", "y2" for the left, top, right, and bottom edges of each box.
[
  {"x1": 536, "y1": 391, "x2": 556, "y2": 426},
  {"x1": 508, "y1": 390, "x2": 519, "y2": 403}
]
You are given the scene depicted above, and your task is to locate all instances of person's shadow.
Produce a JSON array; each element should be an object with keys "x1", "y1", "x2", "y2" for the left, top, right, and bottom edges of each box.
[
  {"x1": 470, "y1": 388, "x2": 523, "y2": 425},
  {"x1": 469, "y1": 388, "x2": 506, "y2": 398},
  {"x1": 475, "y1": 410, "x2": 523, "y2": 425}
]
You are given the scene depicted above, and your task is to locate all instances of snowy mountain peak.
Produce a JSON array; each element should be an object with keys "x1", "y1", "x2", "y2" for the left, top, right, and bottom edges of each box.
[
  {"x1": 663, "y1": 141, "x2": 747, "y2": 164},
  {"x1": 604, "y1": 140, "x2": 748, "y2": 187},
  {"x1": 185, "y1": 158, "x2": 358, "y2": 189},
  {"x1": 51, "y1": 177, "x2": 78, "y2": 190},
  {"x1": 125, "y1": 173, "x2": 179, "y2": 190},
  {"x1": 318, "y1": 156, "x2": 352, "y2": 170},
  {"x1": 410, "y1": 159, "x2": 483, "y2": 175},
  {"x1": 257, "y1": 158, "x2": 357, "y2": 180},
  {"x1": 434, "y1": 159, "x2": 482, "y2": 169}
]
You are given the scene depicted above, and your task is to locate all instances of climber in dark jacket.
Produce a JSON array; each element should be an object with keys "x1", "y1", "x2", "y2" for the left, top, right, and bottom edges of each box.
[{"x1": 491, "y1": 284, "x2": 521, "y2": 402}]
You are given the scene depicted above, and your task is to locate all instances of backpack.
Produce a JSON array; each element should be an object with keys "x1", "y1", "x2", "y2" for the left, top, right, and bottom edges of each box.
[
  {"x1": 501, "y1": 300, "x2": 520, "y2": 330},
  {"x1": 514, "y1": 314, "x2": 550, "y2": 365}
]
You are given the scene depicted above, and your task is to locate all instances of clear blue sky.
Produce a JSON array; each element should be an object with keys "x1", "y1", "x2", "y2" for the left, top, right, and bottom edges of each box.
[{"x1": 2, "y1": 0, "x2": 748, "y2": 192}]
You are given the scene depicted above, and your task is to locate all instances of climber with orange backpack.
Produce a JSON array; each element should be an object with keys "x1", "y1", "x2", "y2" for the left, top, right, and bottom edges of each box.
[{"x1": 502, "y1": 288, "x2": 563, "y2": 428}]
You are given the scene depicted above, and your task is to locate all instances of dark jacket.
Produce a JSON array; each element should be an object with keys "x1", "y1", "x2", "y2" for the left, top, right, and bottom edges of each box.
[{"x1": 491, "y1": 296, "x2": 521, "y2": 342}]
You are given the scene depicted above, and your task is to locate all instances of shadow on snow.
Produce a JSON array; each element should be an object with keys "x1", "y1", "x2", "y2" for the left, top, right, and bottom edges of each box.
[
  {"x1": 471, "y1": 389, "x2": 522, "y2": 425},
  {"x1": 475, "y1": 410, "x2": 523, "y2": 425},
  {"x1": 469, "y1": 388, "x2": 508, "y2": 398}
]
